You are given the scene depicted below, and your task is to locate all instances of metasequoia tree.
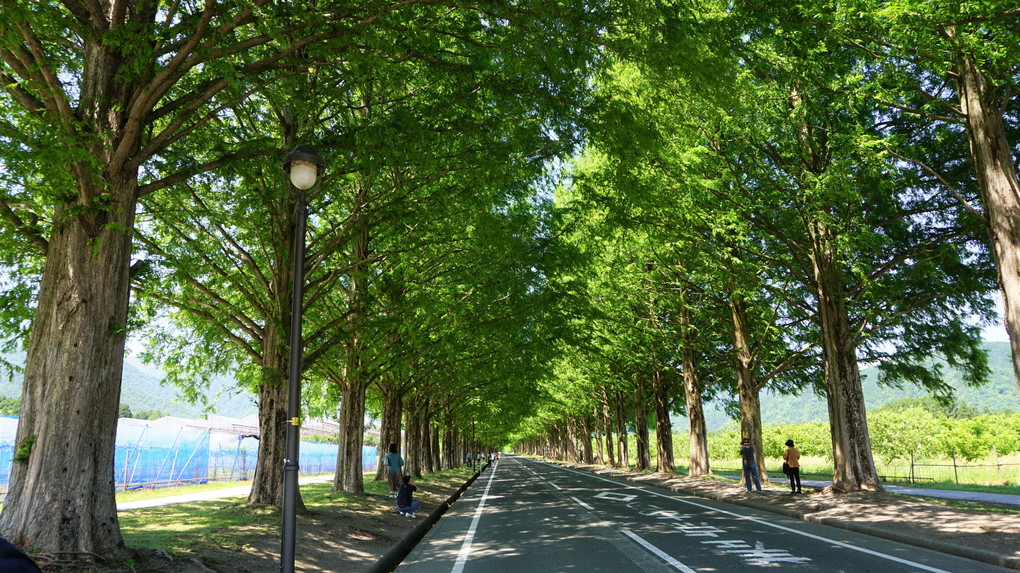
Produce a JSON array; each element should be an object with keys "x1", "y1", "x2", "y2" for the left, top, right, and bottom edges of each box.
[
  {"x1": 0, "y1": 0, "x2": 347, "y2": 555},
  {"x1": 820, "y1": 1, "x2": 1020, "y2": 403},
  {"x1": 0, "y1": 0, "x2": 615, "y2": 557},
  {"x1": 704, "y1": 10, "x2": 996, "y2": 489}
]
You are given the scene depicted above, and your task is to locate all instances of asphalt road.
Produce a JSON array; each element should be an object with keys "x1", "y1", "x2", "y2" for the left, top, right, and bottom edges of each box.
[{"x1": 398, "y1": 455, "x2": 1014, "y2": 573}]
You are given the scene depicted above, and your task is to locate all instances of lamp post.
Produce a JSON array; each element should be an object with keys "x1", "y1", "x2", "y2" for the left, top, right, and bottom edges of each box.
[{"x1": 280, "y1": 145, "x2": 324, "y2": 573}]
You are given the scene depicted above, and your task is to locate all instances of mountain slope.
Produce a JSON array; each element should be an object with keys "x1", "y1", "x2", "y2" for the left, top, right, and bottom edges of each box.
[
  {"x1": 697, "y1": 341, "x2": 1019, "y2": 430},
  {"x1": 1, "y1": 353, "x2": 256, "y2": 419}
]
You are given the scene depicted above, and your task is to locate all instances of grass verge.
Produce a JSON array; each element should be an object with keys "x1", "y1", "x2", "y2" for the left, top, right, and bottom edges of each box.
[{"x1": 117, "y1": 466, "x2": 475, "y2": 556}]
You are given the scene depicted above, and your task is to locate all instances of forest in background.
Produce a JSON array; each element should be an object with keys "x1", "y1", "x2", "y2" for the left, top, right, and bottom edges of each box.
[{"x1": 691, "y1": 341, "x2": 1019, "y2": 431}]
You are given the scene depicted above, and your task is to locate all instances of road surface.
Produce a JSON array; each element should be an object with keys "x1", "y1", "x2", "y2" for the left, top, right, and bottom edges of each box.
[{"x1": 398, "y1": 455, "x2": 1012, "y2": 572}]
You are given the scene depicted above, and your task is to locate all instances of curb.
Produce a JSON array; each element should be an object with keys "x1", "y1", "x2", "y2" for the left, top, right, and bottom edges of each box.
[
  {"x1": 366, "y1": 462, "x2": 490, "y2": 573},
  {"x1": 546, "y1": 460, "x2": 1020, "y2": 572}
]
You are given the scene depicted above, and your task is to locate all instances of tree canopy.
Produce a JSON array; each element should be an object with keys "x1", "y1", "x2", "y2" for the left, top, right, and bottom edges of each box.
[{"x1": 0, "y1": 0, "x2": 1017, "y2": 563}]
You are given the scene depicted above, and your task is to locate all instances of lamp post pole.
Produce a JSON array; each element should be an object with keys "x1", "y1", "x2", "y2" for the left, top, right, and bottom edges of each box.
[{"x1": 281, "y1": 145, "x2": 324, "y2": 573}]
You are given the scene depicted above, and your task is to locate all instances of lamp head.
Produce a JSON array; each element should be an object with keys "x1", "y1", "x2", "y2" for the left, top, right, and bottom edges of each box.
[{"x1": 283, "y1": 145, "x2": 324, "y2": 190}]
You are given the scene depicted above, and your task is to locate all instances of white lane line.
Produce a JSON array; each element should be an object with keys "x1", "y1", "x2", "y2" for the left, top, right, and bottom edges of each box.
[
  {"x1": 622, "y1": 530, "x2": 698, "y2": 573},
  {"x1": 549, "y1": 481, "x2": 562, "y2": 490},
  {"x1": 451, "y1": 465, "x2": 498, "y2": 573},
  {"x1": 540, "y1": 461, "x2": 955, "y2": 573},
  {"x1": 570, "y1": 496, "x2": 594, "y2": 510}
]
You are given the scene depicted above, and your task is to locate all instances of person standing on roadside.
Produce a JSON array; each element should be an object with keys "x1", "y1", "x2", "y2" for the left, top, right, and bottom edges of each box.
[
  {"x1": 384, "y1": 443, "x2": 404, "y2": 499},
  {"x1": 784, "y1": 439, "x2": 802, "y2": 494},
  {"x1": 740, "y1": 437, "x2": 763, "y2": 493}
]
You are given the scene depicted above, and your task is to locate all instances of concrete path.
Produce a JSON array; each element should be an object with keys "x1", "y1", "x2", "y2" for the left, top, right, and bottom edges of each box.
[
  {"x1": 734, "y1": 474, "x2": 1020, "y2": 507},
  {"x1": 116, "y1": 474, "x2": 334, "y2": 511}
]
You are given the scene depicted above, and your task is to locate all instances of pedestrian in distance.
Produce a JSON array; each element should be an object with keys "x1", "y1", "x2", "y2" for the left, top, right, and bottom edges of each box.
[
  {"x1": 740, "y1": 437, "x2": 763, "y2": 493},
  {"x1": 396, "y1": 475, "x2": 421, "y2": 519},
  {"x1": 383, "y1": 443, "x2": 404, "y2": 499},
  {"x1": 784, "y1": 439, "x2": 802, "y2": 494},
  {"x1": 466, "y1": 452, "x2": 472, "y2": 466}
]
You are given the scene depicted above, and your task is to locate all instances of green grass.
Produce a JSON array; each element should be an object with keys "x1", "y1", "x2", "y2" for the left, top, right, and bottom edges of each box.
[
  {"x1": 619, "y1": 450, "x2": 1020, "y2": 496},
  {"x1": 117, "y1": 467, "x2": 474, "y2": 554},
  {"x1": 115, "y1": 478, "x2": 261, "y2": 503},
  {"x1": 119, "y1": 495, "x2": 278, "y2": 553}
]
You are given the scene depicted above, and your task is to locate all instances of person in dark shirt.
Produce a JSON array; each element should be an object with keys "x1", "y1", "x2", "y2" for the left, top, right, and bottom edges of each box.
[
  {"x1": 396, "y1": 475, "x2": 421, "y2": 518},
  {"x1": 0, "y1": 537, "x2": 40, "y2": 572},
  {"x1": 740, "y1": 437, "x2": 763, "y2": 492}
]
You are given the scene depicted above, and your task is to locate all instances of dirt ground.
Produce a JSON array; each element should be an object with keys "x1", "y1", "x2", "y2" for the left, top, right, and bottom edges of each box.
[{"x1": 38, "y1": 462, "x2": 1020, "y2": 572}]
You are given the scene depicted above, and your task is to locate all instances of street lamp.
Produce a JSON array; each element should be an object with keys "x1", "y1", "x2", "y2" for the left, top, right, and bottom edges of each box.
[{"x1": 280, "y1": 145, "x2": 324, "y2": 573}]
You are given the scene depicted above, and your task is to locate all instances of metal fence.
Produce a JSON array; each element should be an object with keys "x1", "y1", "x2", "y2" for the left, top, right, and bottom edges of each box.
[
  {"x1": 709, "y1": 448, "x2": 1020, "y2": 488},
  {"x1": 878, "y1": 448, "x2": 1020, "y2": 486},
  {"x1": 0, "y1": 416, "x2": 378, "y2": 496}
]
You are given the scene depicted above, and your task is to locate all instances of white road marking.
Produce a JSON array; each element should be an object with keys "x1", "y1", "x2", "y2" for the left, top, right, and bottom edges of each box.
[
  {"x1": 622, "y1": 530, "x2": 698, "y2": 573},
  {"x1": 570, "y1": 496, "x2": 594, "y2": 510},
  {"x1": 450, "y1": 465, "x2": 499, "y2": 573},
  {"x1": 595, "y1": 491, "x2": 637, "y2": 502},
  {"x1": 540, "y1": 460, "x2": 956, "y2": 573}
]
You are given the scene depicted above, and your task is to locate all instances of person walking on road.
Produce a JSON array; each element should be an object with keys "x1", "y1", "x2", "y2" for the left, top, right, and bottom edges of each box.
[
  {"x1": 384, "y1": 443, "x2": 404, "y2": 499},
  {"x1": 740, "y1": 437, "x2": 762, "y2": 493},
  {"x1": 397, "y1": 475, "x2": 421, "y2": 519},
  {"x1": 784, "y1": 439, "x2": 802, "y2": 494}
]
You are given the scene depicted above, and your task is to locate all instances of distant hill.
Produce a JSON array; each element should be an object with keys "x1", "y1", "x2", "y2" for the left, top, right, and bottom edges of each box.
[
  {"x1": 0, "y1": 353, "x2": 256, "y2": 419},
  {"x1": 690, "y1": 341, "x2": 1020, "y2": 431}
]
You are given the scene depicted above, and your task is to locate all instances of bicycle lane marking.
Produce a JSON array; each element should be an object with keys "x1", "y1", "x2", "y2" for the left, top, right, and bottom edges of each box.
[{"x1": 536, "y1": 460, "x2": 956, "y2": 573}]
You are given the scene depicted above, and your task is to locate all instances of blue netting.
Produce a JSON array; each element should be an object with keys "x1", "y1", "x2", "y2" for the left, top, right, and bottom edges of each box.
[
  {"x1": 0, "y1": 416, "x2": 378, "y2": 492},
  {"x1": 115, "y1": 424, "x2": 211, "y2": 488}
]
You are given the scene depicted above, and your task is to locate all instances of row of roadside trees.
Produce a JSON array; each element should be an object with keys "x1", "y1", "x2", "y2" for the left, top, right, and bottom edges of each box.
[
  {"x1": 1, "y1": 0, "x2": 1019, "y2": 566},
  {"x1": 512, "y1": 2, "x2": 1020, "y2": 494},
  {"x1": 0, "y1": 0, "x2": 615, "y2": 562}
]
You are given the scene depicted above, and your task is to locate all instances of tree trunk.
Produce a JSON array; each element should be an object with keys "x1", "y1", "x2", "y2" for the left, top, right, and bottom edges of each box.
[
  {"x1": 580, "y1": 417, "x2": 595, "y2": 464},
  {"x1": 404, "y1": 403, "x2": 422, "y2": 478},
  {"x1": 566, "y1": 420, "x2": 579, "y2": 462},
  {"x1": 375, "y1": 381, "x2": 403, "y2": 481},
  {"x1": 333, "y1": 379, "x2": 368, "y2": 493},
  {"x1": 955, "y1": 50, "x2": 1020, "y2": 403},
  {"x1": 429, "y1": 415, "x2": 441, "y2": 472},
  {"x1": 810, "y1": 220, "x2": 883, "y2": 492},
  {"x1": 652, "y1": 368, "x2": 675, "y2": 473},
  {"x1": 418, "y1": 403, "x2": 432, "y2": 473},
  {"x1": 0, "y1": 182, "x2": 137, "y2": 556},
  {"x1": 593, "y1": 404, "x2": 605, "y2": 465},
  {"x1": 614, "y1": 391, "x2": 629, "y2": 468},
  {"x1": 248, "y1": 340, "x2": 301, "y2": 508},
  {"x1": 601, "y1": 387, "x2": 614, "y2": 466},
  {"x1": 680, "y1": 305, "x2": 710, "y2": 477},
  {"x1": 333, "y1": 194, "x2": 371, "y2": 494},
  {"x1": 731, "y1": 289, "x2": 768, "y2": 484},
  {"x1": 445, "y1": 424, "x2": 455, "y2": 470},
  {"x1": 633, "y1": 380, "x2": 652, "y2": 471}
]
